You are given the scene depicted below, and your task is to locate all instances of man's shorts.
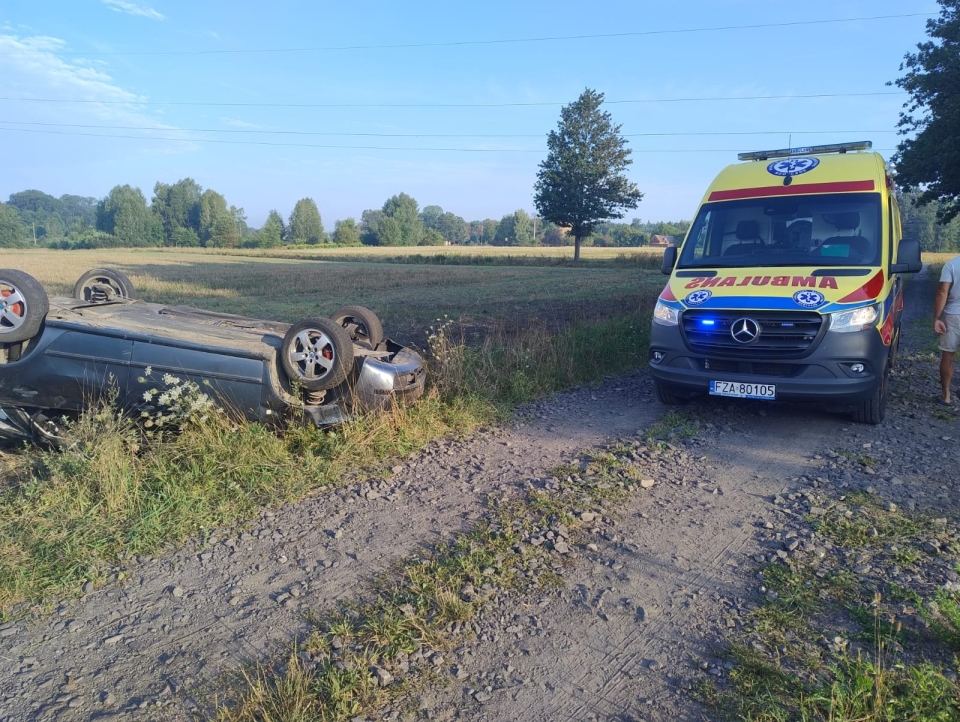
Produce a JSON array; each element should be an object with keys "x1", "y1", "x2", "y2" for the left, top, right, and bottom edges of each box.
[{"x1": 940, "y1": 313, "x2": 960, "y2": 353}]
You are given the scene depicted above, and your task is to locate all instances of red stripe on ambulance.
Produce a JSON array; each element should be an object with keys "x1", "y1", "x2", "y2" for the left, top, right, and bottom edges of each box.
[{"x1": 708, "y1": 180, "x2": 876, "y2": 202}]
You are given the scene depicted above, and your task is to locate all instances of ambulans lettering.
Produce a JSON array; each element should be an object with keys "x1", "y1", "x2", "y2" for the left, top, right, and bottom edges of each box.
[{"x1": 684, "y1": 275, "x2": 837, "y2": 290}]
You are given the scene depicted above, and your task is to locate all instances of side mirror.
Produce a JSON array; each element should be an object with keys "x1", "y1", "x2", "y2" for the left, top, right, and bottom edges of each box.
[
  {"x1": 661, "y1": 246, "x2": 678, "y2": 276},
  {"x1": 890, "y1": 237, "x2": 921, "y2": 274}
]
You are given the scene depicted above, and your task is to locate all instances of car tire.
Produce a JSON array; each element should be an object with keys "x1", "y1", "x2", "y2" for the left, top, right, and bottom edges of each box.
[
  {"x1": 73, "y1": 268, "x2": 138, "y2": 302},
  {"x1": 655, "y1": 381, "x2": 689, "y2": 405},
  {"x1": 281, "y1": 317, "x2": 355, "y2": 391},
  {"x1": 0, "y1": 269, "x2": 49, "y2": 344},
  {"x1": 330, "y1": 305, "x2": 384, "y2": 349},
  {"x1": 852, "y1": 364, "x2": 888, "y2": 425}
]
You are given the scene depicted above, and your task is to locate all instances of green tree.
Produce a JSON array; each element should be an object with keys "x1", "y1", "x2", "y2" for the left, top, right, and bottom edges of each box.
[
  {"x1": 288, "y1": 198, "x2": 324, "y2": 244},
  {"x1": 534, "y1": 88, "x2": 643, "y2": 261},
  {"x1": 0, "y1": 203, "x2": 29, "y2": 248},
  {"x1": 420, "y1": 205, "x2": 444, "y2": 231},
  {"x1": 97, "y1": 185, "x2": 153, "y2": 246},
  {"x1": 332, "y1": 218, "x2": 361, "y2": 245},
  {"x1": 482, "y1": 219, "x2": 499, "y2": 245},
  {"x1": 152, "y1": 178, "x2": 202, "y2": 244},
  {"x1": 259, "y1": 210, "x2": 285, "y2": 248},
  {"x1": 892, "y1": 0, "x2": 960, "y2": 223},
  {"x1": 382, "y1": 192, "x2": 423, "y2": 245},
  {"x1": 58, "y1": 194, "x2": 98, "y2": 229},
  {"x1": 422, "y1": 228, "x2": 446, "y2": 245},
  {"x1": 38, "y1": 212, "x2": 66, "y2": 241},
  {"x1": 170, "y1": 227, "x2": 201, "y2": 247},
  {"x1": 541, "y1": 222, "x2": 571, "y2": 246},
  {"x1": 377, "y1": 216, "x2": 403, "y2": 246},
  {"x1": 208, "y1": 212, "x2": 239, "y2": 248},
  {"x1": 438, "y1": 211, "x2": 469, "y2": 244},
  {"x1": 199, "y1": 190, "x2": 230, "y2": 245},
  {"x1": 7, "y1": 190, "x2": 59, "y2": 214},
  {"x1": 360, "y1": 209, "x2": 384, "y2": 245},
  {"x1": 494, "y1": 210, "x2": 534, "y2": 246},
  {"x1": 231, "y1": 206, "x2": 249, "y2": 239}
]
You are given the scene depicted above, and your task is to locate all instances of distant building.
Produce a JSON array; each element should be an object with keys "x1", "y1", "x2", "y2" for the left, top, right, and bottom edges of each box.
[{"x1": 649, "y1": 234, "x2": 676, "y2": 248}]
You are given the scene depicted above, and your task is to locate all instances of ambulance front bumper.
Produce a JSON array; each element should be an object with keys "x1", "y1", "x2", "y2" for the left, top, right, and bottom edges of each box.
[{"x1": 648, "y1": 322, "x2": 888, "y2": 405}]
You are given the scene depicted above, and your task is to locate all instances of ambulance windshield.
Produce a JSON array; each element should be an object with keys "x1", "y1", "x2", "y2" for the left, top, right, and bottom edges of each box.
[{"x1": 676, "y1": 193, "x2": 882, "y2": 269}]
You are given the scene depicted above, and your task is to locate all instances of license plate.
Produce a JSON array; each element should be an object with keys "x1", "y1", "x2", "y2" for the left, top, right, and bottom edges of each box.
[{"x1": 710, "y1": 380, "x2": 776, "y2": 400}]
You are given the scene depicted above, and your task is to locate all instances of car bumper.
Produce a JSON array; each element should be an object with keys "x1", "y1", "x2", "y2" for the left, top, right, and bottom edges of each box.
[{"x1": 648, "y1": 322, "x2": 888, "y2": 405}]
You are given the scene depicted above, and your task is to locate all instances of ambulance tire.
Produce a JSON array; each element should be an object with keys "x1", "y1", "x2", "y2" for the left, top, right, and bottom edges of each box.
[
  {"x1": 655, "y1": 381, "x2": 689, "y2": 405},
  {"x1": 852, "y1": 364, "x2": 888, "y2": 425},
  {"x1": 888, "y1": 325, "x2": 901, "y2": 369}
]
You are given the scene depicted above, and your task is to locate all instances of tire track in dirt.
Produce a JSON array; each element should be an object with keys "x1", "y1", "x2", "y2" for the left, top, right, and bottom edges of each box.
[
  {"x1": 413, "y1": 272, "x2": 934, "y2": 721},
  {"x1": 418, "y1": 407, "x2": 846, "y2": 722}
]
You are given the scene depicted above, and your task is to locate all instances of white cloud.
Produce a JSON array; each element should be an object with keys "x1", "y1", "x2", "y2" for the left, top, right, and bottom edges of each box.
[
  {"x1": 101, "y1": 0, "x2": 164, "y2": 21},
  {"x1": 0, "y1": 33, "x2": 193, "y2": 153},
  {"x1": 220, "y1": 118, "x2": 262, "y2": 130}
]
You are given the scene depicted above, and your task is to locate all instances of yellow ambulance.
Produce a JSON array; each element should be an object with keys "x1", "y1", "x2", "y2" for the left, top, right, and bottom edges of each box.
[{"x1": 650, "y1": 141, "x2": 921, "y2": 424}]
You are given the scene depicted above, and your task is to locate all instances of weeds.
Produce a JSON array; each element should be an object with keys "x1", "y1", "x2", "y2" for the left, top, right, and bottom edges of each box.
[
  {"x1": 426, "y1": 312, "x2": 651, "y2": 412},
  {"x1": 214, "y1": 436, "x2": 654, "y2": 721},
  {"x1": 0, "y1": 386, "x2": 485, "y2": 610},
  {"x1": 642, "y1": 410, "x2": 699, "y2": 447},
  {"x1": 0, "y1": 302, "x2": 654, "y2": 611},
  {"x1": 705, "y1": 501, "x2": 960, "y2": 721}
]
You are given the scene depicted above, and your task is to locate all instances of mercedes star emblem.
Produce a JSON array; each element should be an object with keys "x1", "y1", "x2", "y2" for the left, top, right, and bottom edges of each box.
[{"x1": 731, "y1": 317, "x2": 761, "y2": 344}]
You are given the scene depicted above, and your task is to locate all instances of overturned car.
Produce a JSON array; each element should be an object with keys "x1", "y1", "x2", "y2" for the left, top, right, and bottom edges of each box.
[{"x1": 0, "y1": 267, "x2": 425, "y2": 443}]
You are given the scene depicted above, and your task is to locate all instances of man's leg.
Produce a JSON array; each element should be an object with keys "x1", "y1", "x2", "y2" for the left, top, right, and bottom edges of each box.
[{"x1": 941, "y1": 351, "x2": 956, "y2": 403}]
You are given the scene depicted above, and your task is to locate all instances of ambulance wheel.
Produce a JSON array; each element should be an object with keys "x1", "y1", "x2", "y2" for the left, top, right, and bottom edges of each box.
[
  {"x1": 852, "y1": 365, "x2": 888, "y2": 425},
  {"x1": 655, "y1": 382, "x2": 688, "y2": 405},
  {"x1": 888, "y1": 325, "x2": 901, "y2": 369}
]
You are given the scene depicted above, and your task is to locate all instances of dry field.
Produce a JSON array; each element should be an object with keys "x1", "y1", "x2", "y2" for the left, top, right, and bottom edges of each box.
[{"x1": 4, "y1": 248, "x2": 664, "y2": 344}]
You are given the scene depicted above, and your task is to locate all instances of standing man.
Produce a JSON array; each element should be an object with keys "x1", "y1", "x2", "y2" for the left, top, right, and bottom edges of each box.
[{"x1": 934, "y1": 254, "x2": 960, "y2": 405}]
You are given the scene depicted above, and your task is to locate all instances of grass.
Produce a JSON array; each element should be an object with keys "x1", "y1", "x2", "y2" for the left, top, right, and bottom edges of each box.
[
  {"x1": 2, "y1": 247, "x2": 665, "y2": 343},
  {"x1": 0, "y1": 389, "x2": 477, "y2": 610},
  {"x1": 212, "y1": 434, "x2": 658, "y2": 722},
  {"x1": 703, "y1": 496, "x2": 960, "y2": 722},
  {"x1": 0, "y1": 289, "x2": 655, "y2": 611}
]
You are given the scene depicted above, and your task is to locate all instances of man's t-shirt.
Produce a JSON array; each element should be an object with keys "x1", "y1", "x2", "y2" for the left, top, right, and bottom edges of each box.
[{"x1": 941, "y1": 255, "x2": 960, "y2": 315}]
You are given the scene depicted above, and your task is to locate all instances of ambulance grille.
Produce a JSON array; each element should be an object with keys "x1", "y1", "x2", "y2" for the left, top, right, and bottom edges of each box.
[{"x1": 681, "y1": 310, "x2": 824, "y2": 357}]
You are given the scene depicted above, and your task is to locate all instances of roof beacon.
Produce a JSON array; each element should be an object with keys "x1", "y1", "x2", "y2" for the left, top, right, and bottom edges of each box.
[{"x1": 738, "y1": 141, "x2": 873, "y2": 162}]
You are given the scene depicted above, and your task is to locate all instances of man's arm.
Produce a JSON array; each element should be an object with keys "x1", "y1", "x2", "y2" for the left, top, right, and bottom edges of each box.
[{"x1": 935, "y1": 281, "x2": 951, "y2": 334}]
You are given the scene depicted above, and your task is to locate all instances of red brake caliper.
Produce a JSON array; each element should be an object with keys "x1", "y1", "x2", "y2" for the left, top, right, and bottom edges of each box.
[
  {"x1": 1, "y1": 289, "x2": 23, "y2": 318},
  {"x1": 322, "y1": 348, "x2": 333, "y2": 360}
]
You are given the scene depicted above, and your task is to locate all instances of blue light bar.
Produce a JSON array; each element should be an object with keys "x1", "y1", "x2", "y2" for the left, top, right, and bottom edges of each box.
[{"x1": 701, "y1": 319, "x2": 716, "y2": 326}]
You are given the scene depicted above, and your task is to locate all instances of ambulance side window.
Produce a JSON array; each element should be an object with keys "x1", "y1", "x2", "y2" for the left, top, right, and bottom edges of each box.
[{"x1": 689, "y1": 210, "x2": 712, "y2": 261}]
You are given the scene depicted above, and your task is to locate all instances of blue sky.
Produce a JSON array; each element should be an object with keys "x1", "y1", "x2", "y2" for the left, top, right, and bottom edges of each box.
[{"x1": 0, "y1": 1, "x2": 936, "y2": 228}]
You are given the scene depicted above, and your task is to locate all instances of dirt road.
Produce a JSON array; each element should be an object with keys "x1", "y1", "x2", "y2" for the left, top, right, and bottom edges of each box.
[{"x1": 1, "y1": 266, "x2": 954, "y2": 722}]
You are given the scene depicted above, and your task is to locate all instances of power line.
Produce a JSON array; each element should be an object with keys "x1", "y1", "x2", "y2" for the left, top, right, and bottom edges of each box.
[
  {"x1": 0, "y1": 126, "x2": 897, "y2": 154},
  {"x1": 0, "y1": 120, "x2": 901, "y2": 138},
  {"x1": 0, "y1": 12, "x2": 934, "y2": 56},
  {"x1": 0, "y1": 91, "x2": 906, "y2": 109}
]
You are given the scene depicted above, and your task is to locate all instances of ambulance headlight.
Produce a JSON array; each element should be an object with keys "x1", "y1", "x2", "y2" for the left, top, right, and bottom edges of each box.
[
  {"x1": 653, "y1": 301, "x2": 679, "y2": 326},
  {"x1": 828, "y1": 304, "x2": 880, "y2": 333}
]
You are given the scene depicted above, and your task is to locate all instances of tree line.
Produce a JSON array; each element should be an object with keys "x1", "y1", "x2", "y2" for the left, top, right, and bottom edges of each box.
[
  {"x1": 900, "y1": 189, "x2": 960, "y2": 252},
  {"x1": 0, "y1": 181, "x2": 672, "y2": 250}
]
